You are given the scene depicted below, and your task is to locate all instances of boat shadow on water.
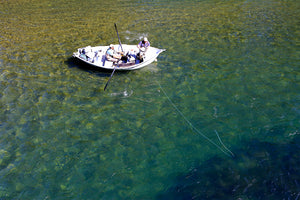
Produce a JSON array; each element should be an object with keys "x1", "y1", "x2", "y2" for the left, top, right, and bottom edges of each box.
[
  {"x1": 65, "y1": 57, "x2": 134, "y2": 97},
  {"x1": 66, "y1": 57, "x2": 130, "y2": 77}
]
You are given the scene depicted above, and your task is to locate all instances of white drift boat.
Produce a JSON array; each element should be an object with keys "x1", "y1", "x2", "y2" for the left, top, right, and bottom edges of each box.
[{"x1": 73, "y1": 44, "x2": 165, "y2": 71}]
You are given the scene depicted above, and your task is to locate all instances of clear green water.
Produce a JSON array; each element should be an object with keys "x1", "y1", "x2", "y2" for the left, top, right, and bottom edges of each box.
[{"x1": 0, "y1": 0, "x2": 299, "y2": 199}]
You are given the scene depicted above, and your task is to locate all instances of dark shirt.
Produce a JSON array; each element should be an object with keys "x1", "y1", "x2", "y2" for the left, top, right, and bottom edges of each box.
[{"x1": 138, "y1": 40, "x2": 150, "y2": 48}]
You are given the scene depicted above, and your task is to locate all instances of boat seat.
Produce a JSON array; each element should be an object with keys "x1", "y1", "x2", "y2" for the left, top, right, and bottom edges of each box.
[{"x1": 101, "y1": 55, "x2": 106, "y2": 66}]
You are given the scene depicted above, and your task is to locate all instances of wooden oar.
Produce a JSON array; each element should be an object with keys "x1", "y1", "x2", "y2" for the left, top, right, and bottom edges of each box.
[
  {"x1": 115, "y1": 23, "x2": 123, "y2": 52},
  {"x1": 103, "y1": 23, "x2": 123, "y2": 91},
  {"x1": 104, "y1": 64, "x2": 117, "y2": 91}
]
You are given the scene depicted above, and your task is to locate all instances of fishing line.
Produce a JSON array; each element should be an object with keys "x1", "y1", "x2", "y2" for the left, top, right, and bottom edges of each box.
[
  {"x1": 215, "y1": 130, "x2": 235, "y2": 157},
  {"x1": 157, "y1": 81, "x2": 234, "y2": 158}
]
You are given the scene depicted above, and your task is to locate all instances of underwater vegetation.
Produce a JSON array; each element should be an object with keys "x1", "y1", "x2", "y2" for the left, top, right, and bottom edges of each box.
[{"x1": 157, "y1": 135, "x2": 300, "y2": 200}]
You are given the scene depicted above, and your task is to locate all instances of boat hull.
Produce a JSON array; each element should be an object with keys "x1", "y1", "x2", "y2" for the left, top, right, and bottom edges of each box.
[{"x1": 73, "y1": 44, "x2": 165, "y2": 71}]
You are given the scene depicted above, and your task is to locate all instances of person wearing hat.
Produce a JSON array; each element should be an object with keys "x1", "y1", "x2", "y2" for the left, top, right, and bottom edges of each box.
[
  {"x1": 137, "y1": 37, "x2": 150, "y2": 62},
  {"x1": 137, "y1": 37, "x2": 150, "y2": 52},
  {"x1": 106, "y1": 44, "x2": 121, "y2": 62}
]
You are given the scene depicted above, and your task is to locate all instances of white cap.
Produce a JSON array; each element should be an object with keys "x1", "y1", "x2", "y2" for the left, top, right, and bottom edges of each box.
[{"x1": 144, "y1": 37, "x2": 148, "y2": 42}]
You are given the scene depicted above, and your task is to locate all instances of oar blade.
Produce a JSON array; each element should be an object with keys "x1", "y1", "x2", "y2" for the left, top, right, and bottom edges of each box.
[{"x1": 104, "y1": 66, "x2": 117, "y2": 91}]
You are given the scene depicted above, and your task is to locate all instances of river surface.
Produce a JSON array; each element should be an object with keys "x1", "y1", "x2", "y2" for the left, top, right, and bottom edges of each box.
[{"x1": 0, "y1": 0, "x2": 299, "y2": 199}]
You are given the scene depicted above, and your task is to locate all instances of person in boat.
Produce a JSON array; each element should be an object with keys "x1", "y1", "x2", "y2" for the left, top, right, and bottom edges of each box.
[
  {"x1": 127, "y1": 49, "x2": 137, "y2": 63},
  {"x1": 137, "y1": 37, "x2": 150, "y2": 62},
  {"x1": 106, "y1": 44, "x2": 122, "y2": 62},
  {"x1": 137, "y1": 37, "x2": 150, "y2": 52}
]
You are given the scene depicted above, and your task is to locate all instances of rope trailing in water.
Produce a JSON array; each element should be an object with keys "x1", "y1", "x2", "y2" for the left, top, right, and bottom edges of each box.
[
  {"x1": 215, "y1": 130, "x2": 235, "y2": 157},
  {"x1": 157, "y1": 81, "x2": 234, "y2": 158}
]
